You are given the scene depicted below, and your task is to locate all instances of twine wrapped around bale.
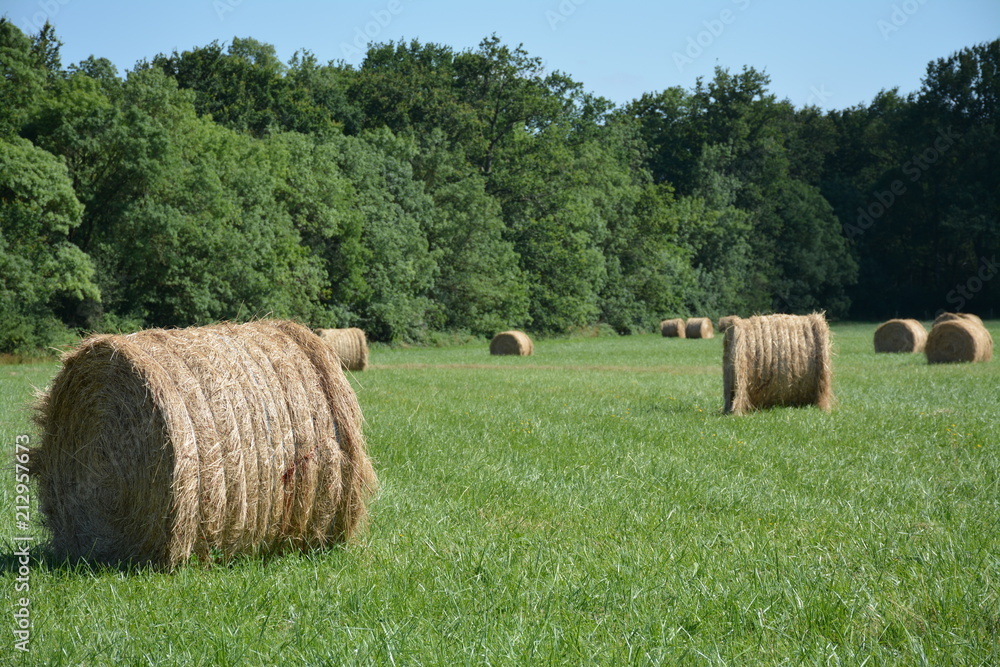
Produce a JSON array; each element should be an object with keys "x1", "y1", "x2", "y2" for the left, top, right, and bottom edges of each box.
[
  {"x1": 316, "y1": 327, "x2": 369, "y2": 371},
  {"x1": 873, "y1": 319, "x2": 927, "y2": 353},
  {"x1": 28, "y1": 320, "x2": 377, "y2": 570},
  {"x1": 925, "y1": 319, "x2": 993, "y2": 364},
  {"x1": 933, "y1": 312, "x2": 984, "y2": 328},
  {"x1": 718, "y1": 316, "x2": 740, "y2": 332},
  {"x1": 685, "y1": 318, "x2": 715, "y2": 339},
  {"x1": 723, "y1": 313, "x2": 833, "y2": 415},
  {"x1": 490, "y1": 330, "x2": 533, "y2": 356},
  {"x1": 660, "y1": 319, "x2": 686, "y2": 338}
]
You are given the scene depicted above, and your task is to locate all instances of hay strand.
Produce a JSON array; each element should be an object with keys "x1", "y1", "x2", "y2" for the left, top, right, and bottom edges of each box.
[
  {"x1": 685, "y1": 317, "x2": 715, "y2": 339},
  {"x1": 925, "y1": 319, "x2": 993, "y2": 364},
  {"x1": 873, "y1": 319, "x2": 927, "y2": 353},
  {"x1": 316, "y1": 327, "x2": 369, "y2": 371},
  {"x1": 28, "y1": 320, "x2": 377, "y2": 570},
  {"x1": 490, "y1": 330, "x2": 533, "y2": 356},
  {"x1": 660, "y1": 319, "x2": 686, "y2": 338},
  {"x1": 723, "y1": 313, "x2": 833, "y2": 415}
]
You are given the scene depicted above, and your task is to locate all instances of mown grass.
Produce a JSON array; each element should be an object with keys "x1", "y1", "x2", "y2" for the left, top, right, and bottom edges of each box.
[{"x1": 1, "y1": 322, "x2": 998, "y2": 665}]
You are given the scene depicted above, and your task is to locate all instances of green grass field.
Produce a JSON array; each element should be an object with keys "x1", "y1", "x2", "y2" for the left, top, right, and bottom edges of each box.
[{"x1": 1, "y1": 322, "x2": 998, "y2": 665}]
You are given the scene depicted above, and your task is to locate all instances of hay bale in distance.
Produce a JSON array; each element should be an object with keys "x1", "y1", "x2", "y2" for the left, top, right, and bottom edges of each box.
[
  {"x1": 685, "y1": 317, "x2": 715, "y2": 339},
  {"x1": 718, "y1": 316, "x2": 740, "y2": 332},
  {"x1": 490, "y1": 330, "x2": 533, "y2": 356},
  {"x1": 723, "y1": 313, "x2": 833, "y2": 415},
  {"x1": 660, "y1": 319, "x2": 686, "y2": 338},
  {"x1": 316, "y1": 327, "x2": 369, "y2": 371},
  {"x1": 933, "y1": 312, "x2": 984, "y2": 328},
  {"x1": 29, "y1": 320, "x2": 377, "y2": 570},
  {"x1": 925, "y1": 319, "x2": 993, "y2": 364},
  {"x1": 873, "y1": 319, "x2": 928, "y2": 353}
]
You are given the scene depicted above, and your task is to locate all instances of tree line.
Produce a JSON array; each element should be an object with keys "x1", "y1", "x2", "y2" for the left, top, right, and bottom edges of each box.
[{"x1": 1, "y1": 20, "x2": 997, "y2": 353}]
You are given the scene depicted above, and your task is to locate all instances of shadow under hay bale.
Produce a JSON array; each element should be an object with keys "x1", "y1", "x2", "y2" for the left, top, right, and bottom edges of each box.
[
  {"x1": 718, "y1": 316, "x2": 740, "y2": 332},
  {"x1": 933, "y1": 312, "x2": 984, "y2": 328},
  {"x1": 874, "y1": 319, "x2": 927, "y2": 353},
  {"x1": 723, "y1": 313, "x2": 833, "y2": 415},
  {"x1": 925, "y1": 319, "x2": 993, "y2": 364},
  {"x1": 316, "y1": 327, "x2": 369, "y2": 371},
  {"x1": 660, "y1": 319, "x2": 686, "y2": 338},
  {"x1": 490, "y1": 330, "x2": 533, "y2": 356},
  {"x1": 28, "y1": 320, "x2": 377, "y2": 570},
  {"x1": 685, "y1": 317, "x2": 714, "y2": 339}
]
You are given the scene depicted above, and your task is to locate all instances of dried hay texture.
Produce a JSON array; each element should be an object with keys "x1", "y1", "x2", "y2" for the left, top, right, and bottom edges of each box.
[
  {"x1": 28, "y1": 320, "x2": 377, "y2": 570},
  {"x1": 490, "y1": 330, "x2": 533, "y2": 356},
  {"x1": 316, "y1": 327, "x2": 369, "y2": 371},
  {"x1": 660, "y1": 319, "x2": 686, "y2": 338},
  {"x1": 685, "y1": 317, "x2": 715, "y2": 339},
  {"x1": 718, "y1": 316, "x2": 741, "y2": 332},
  {"x1": 723, "y1": 313, "x2": 833, "y2": 415},
  {"x1": 873, "y1": 319, "x2": 927, "y2": 353},
  {"x1": 925, "y1": 319, "x2": 993, "y2": 364},
  {"x1": 933, "y1": 312, "x2": 984, "y2": 328}
]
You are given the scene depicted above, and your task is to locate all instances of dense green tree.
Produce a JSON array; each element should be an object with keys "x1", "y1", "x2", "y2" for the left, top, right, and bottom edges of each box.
[{"x1": 0, "y1": 137, "x2": 98, "y2": 351}]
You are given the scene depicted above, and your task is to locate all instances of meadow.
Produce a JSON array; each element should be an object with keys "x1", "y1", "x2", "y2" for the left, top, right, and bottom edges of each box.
[{"x1": 1, "y1": 322, "x2": 998, "y2": 665}]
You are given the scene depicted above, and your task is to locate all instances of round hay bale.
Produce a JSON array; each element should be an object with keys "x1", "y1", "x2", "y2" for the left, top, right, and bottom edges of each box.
[
  {"x1": 723, "y1": 313, "x2": 833, "y2": 415},
  {"x1": 925, "y1": 319, "x2": 993, "y2": 364},
  {"x1": 718, "y1": 316, "x2": 740, "y2": 332},
  {"x1": 490, "y1": 330, "x2": 533, "y2": 356},
  {"x1": 873, "y1": 319, "x2": 927, "y2": 353},
  {"x1": 660, "y1": 319, "x2": 686, "y2": 338},
  {"x1": 933, "y1": 312, "x2": 984, "y2": 328},
  {"x1": 685, "y1": 317, "x2": 715, "y2": 339},
  {"x1": 28, "y1": 320, "x2": 377, "y2": 570},
  {"x1": 316, "y1": 327, "x2": 369, "y2": 371}
]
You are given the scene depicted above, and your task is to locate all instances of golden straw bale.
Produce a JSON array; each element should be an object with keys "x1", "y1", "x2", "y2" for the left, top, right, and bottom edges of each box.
[
  {"x1": 933, "y1": 312, "x2": 984, "y2": 328},
  {"x1": 718, "y1": 316, "x2": 740, "y2": 332},
  {"x1": 660, "y1": 319, "x2": 686, "y2": 338},
  {"x1": 723, "y1": 313, "x2": 833, "y2": 415},
  {"x1": 28, "y1": 320, "x2": 377, "y2": 570},
  {"x1": 873, "y1": 319, "x2": 927, "y2": 353},
  {"x1": 925, "y1": 319, "x2": 993, "y2": 364},
  {"x1": 685, "y1": 317, "x2": 715, "y2": 339},
  {"x1": 316, "y1": 327, "x2": 369, "y2": 371},
  {"x1": 490, "y1": 330, "x2": 533, "y2": 356}
]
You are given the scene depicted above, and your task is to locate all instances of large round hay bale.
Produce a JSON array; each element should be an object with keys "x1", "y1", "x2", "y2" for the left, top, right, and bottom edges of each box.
[
  {"x1": 685, "y1": 317, "x2": 715, "y2": 339},
  {"x1": 28, "y1": 320, "x2": 377, "y2": 570},
  {"x1": 490, "y1": 330, "x2": 533, "y2": 356},
  {"x1": 873, "y1": 319, "x2": 927, "y2": 353},
  {"x1": 933, "y1": 312, "x2": 984, "y2": 328},
  {"x1": 660, "y1": 319, "x2": 686, "y2": 338},
  {"x1": 723, "y1": 313, "x2": 833, "y2": 415},
  {"x1": 316, "y1": 327, "x2": 369, "y2": 371},
  {"x1": 718, "y1": 316, "x2": 740, "y2": 332},
  {"x1": 925, "y1": 319, "x2": 993, "y2": 364}
]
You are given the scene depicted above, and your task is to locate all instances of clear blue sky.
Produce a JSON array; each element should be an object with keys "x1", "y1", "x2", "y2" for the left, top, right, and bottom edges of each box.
[{"x1": 5, "y1": 0, "x2": 998, "y2": 109}]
